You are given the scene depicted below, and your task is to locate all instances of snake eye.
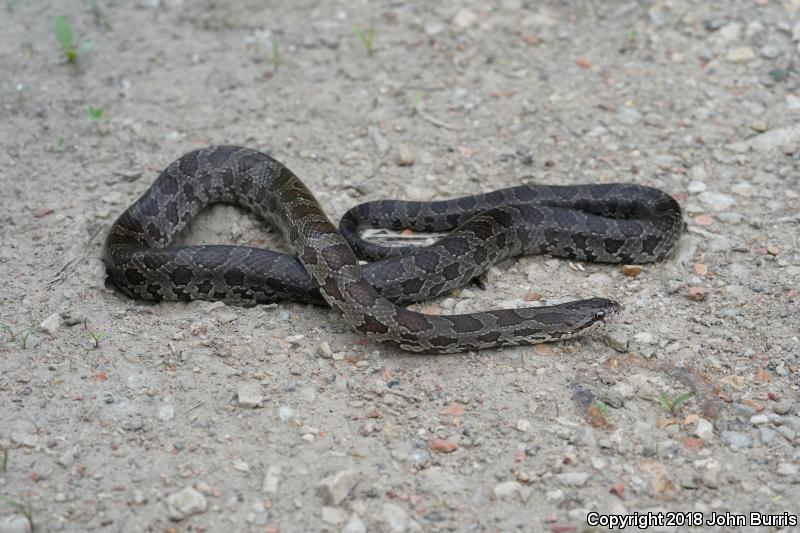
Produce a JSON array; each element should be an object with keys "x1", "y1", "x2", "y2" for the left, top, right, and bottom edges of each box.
[{"x1": 593, "y1": 311, "x2": 606, "y2": 321}]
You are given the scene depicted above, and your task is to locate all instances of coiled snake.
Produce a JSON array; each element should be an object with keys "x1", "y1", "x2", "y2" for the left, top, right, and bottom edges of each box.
[{"x1": 104, "y1": 146, "x2": 683, "y2": 353}]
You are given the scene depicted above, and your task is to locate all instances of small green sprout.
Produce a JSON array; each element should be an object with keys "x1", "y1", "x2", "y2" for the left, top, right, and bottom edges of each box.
[
  {"x1": 271, "y1": 38, "x2": 283, "y2": 70},
  {"x1": 1, "y1": 447, "x2": 8, "y2": 473},
  {"x1": 410, "y1": 91, "x2": 423, "y2": 113},
  {"x1": 1, "y1": 324, "x2": 14, "y2": 341},
  {"x1": 89, "y1": 331, "x2": 107, "y2": 349},
  {"x1": 54, "y1": 16, "x2": 79, "y2": 62},
  {"x1": 354, "y1": 27, "x2": 375, "y2": 55},
  {"x1": 659, "y1": 390, "x2": 695, "y2": 415},
  {"x1": 19, "y1": 331, "x2": 30, "y2": 349},
  {"x1": 86, "y1": 106, "x2": 104, "y2": 122},
  {"x1": 595, "y1": 400, "x2": 610, "y2": 417}
]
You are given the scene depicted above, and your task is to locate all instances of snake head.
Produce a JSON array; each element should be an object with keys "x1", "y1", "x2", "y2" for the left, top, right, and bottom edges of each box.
[
  {"x1": 566, "y1": 297, "x2": 621, "y2": 333},
  {"x1": 590, "y1": 298, "x2": 621, "y2": 326}
]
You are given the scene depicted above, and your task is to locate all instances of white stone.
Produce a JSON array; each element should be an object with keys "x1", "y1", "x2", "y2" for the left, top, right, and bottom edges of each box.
[
  {"x1": 382, "y1": 502, "x2": 416, "y2": 532},
  {"x1": 316, "y1": 469, "x2": 358, "y2": 505},
  {"x1": 634, "y1": 332, "x2": 656, "y2": 345},
  {"x1": 749, "y1": 414, "x2": 769, "y2": 425},
  {"x1": 342, "y1": 513, "x2": 367, "y2": 533},
  {"x1": 278, "y1": 405, "x2": 294, "y2": 422},
  {"x1": 730, "y1": 182, "x2": 753, "y2": 196},
  {"x1": 695, "y1": 418, "x2": 714, "y2": 441},
  {"x1": 555, "y1": 471, "x2": 590, "y2": 487},
  {"x1": 616, "y1": 107, "x2": 643, "y2": 126},
  {"x1": 787, "y1": 94, "x2": 800, "y2": 110},
  {"x1": 493, "y1": 481, "x2": 522, "y2": 499},
  {"x1": 516, "y1": 419, "x2": 531, "y2": 432},
  {"x1": 717, "y1": 22, "x2": 742, "y2": 44},
  {"x1": 158, "y1": 404, "x2": 175, "y2": 421},
  {"x1": 262, "y1": 465, "x2": 281, "y2": 494},
  {"x1": 165, "y1": 487, "x2": 207, "y2": 521},
  {"x1": 317, "y1": 342, "x2": 333, "y2": 358},
  {"x1": 698, "y1": 191, "x2": 736, "y2": 212},
  {"x1": 726, "y1": 46, "x2": 755, "y2": 63},
  {"x1": 38, "y1": 312, "x2": 62, "y2": 336},
  {"x1": 232, "y1": 459, "x2": 250, "y2": 472},
  {"x1": 777, "y1": 462, "x2": 798, "y2": 476},
  {"x1": 236, "y1": 382, "x2": 263, "y2": 408},
  {"x1": 687, "y1": 180, "x2": 707, "y2": 194},
  {"x1": 452, "y1": 8, "x2": 478, "y2": 30},
  {"x1": 321, "y1": 506, "x2": 348, "y2": 525}
]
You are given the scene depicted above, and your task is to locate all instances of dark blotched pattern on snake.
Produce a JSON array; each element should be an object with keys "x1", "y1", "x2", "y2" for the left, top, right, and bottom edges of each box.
[{"x1": 104, "y1": 146, "x2": 683, "y2": 353}]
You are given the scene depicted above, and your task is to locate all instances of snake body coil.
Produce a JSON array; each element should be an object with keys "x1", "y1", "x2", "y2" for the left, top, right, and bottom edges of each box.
[{"x1": 104, "y1": 146, "x2": 683, "y2": 353}]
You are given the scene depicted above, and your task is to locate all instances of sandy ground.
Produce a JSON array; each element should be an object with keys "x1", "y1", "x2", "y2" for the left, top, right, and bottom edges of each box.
[{"x1": 1, "y1": 0, "x2": 799, "y2": 532}]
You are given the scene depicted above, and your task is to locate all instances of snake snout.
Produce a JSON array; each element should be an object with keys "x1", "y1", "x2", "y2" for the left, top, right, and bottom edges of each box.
[{"x1": 593, "y1": 299, "x2": 621, "y2": 325}]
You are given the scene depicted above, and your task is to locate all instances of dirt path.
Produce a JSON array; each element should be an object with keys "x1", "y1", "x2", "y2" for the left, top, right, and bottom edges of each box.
[{"x1": 1, "y1": 1, "x2": 798, "y2": 532}]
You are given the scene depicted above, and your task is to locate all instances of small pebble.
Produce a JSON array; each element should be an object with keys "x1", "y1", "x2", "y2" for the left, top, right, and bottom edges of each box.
[
  {"x1": 165, "y1": 487, "x2": 207, "y2": 521},
  {"x1": 158, "y1": 404, "x2": 175, "y2": 421},
  {"x1": 316, "y1": 469, "x2": 358, "y2": 505},
  {"x1": 516, "y1": 419, "x2": 531, "y2": 432},
  {"x1": 695, "y1": 418, "x2": 714, "y2": 441},
  {"x1": 616, "y1": 108, "x2": 643, "y2": 126},
  {"x1": 395, "y1": 144, "x2": 415, "y2": 166},
  {"x1": 452, "y1": 8, "x2": 478, "y2": 30},
  {"x1": 726, "y1": 46, "x2": 755, "y2": 63},
  {"x1": 493, "y1": 481, "x2": 522, "y2": 499},
  {"x1": 321, "y1": 506, "x2": 348, "y2": 525},
  {"x1": 777, "y1": 462, "x2": 798, "y2": 477},
  {"x1": 698, "y1": 191, "x2": 736, "y2": 212},
  {"x1": 773, "y1": 401, "x2": 791, "y2": 415},
  {"x1": 381, "y1": 502, "x2": 414, "y2": 533},
  {"x1": 622, "y1": 265, "x2": 644, "y2": 277},
  {"x1": 355, "y1": 179, "x2": 374, "y2": 195},
  {"x1": 236, "y1": 382, "x2": 264, "y2": 408},
  {"x1": 760, "y1": 44, "x2": 780, "y2": 59},
  {"x1": 604, "y1": 331, "x2": 629, "y2": 353},
  {"x1": 343, "y1": 513, "x2": 367, "y2": 533},
  {"x1": 687, "y1": 180, "x2": 707, "y2": 194},
  {"x1": 278, "y1": 405, "x2": 294, "y2": 422},
  {"x1": 428, "y1": 438, "x2": 458, "y2": 453},
  {"x1": 555, "y1": 472, "x2": 589, "y2": 487},
  {"x1": 721, "y1": 430, "x2": 752, "y2": 449},
  {"x1": 317, "y1": 342, "x2": 333, "y2": 358}
]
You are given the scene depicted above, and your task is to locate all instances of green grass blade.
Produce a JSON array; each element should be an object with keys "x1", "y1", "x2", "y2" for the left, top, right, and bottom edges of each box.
[{"x1": 54, "y1": 16, "x2": 75, "y2": 49}]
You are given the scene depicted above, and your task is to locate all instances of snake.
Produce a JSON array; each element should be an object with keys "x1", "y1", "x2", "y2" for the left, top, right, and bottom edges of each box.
[{"x1": 104, "y1": 146, "x2": 683, "y2": 353}]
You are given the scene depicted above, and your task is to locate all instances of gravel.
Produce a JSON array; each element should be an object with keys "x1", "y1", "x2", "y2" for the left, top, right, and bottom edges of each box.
[{"x1": 1, "y1": 1, "x2": 797, "y2": 531}]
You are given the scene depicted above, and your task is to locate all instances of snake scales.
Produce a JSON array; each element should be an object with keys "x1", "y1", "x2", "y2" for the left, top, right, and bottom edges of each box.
[{"x1": 104, "y1": 146, "x2": 683, "y2": 353}]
